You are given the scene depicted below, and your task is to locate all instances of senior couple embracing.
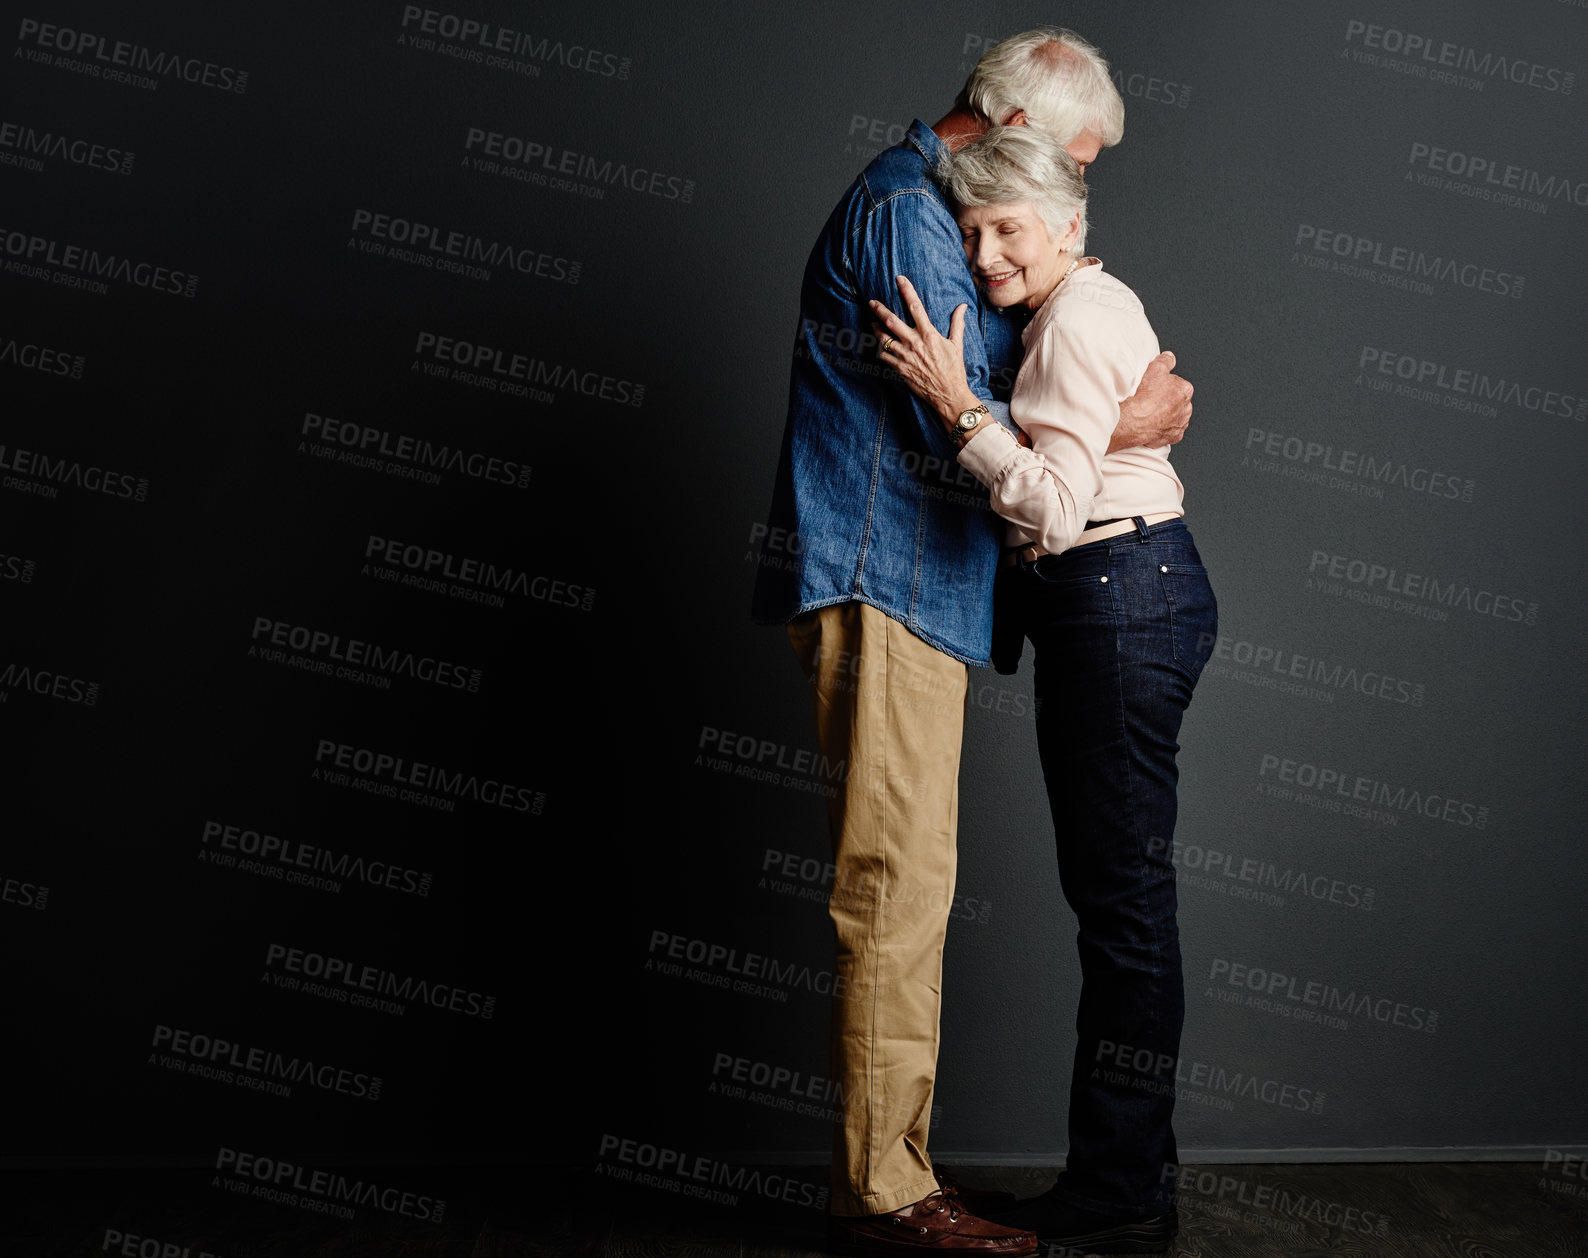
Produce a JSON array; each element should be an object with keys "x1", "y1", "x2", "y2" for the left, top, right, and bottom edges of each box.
[{"x1": 752, "y1": 26, "x2": 1218, "y2": 1258}]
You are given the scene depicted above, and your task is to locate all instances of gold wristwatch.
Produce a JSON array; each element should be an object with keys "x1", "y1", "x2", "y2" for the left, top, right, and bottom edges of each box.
[{"x1": 953, "y1": 403, "x2": 990, "y2": 443}]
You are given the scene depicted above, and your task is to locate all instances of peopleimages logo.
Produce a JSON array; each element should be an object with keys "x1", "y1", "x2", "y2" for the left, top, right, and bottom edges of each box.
[
  {"x1": 1406, "y1": 141, "x2": 1588, "y2": 213},
  {"x1": 709, "y1": 1048, "x2": 943, "y2": 1128},
  {"x1": 101, "y1": 1232, "x2": 218, "y2": 1258},
  {"x1": 1, "y1": 873, "x2": 48, "y2": 910},
  {"x1": 362, "y1": 534, "x2": 595, "y2": 613},
  {"x1": 1293, "y1": 224, "x2": 1522, "y2": 298},
  {"x1": 1342, "y1": 19, "x2": 1574, "y2": 94},
  {"x1": 250, "y1": 615, "x2": 483, "y2": 693},
  {"x1": 1258, "y1": 753, "x2": 1489, "y2": 829},
  {"x1": 461, "y1": 127, "x2": 694, "y2": 203},
  {"x1": 845, "y1": 114, "x2": 910, "y2": 153},
  {"x1": 698, "y1": 726, "x2": 847, "y2": 783},
  {"x1": 1200, "y1": 627, "x2": 1426, "y2": 706},
  {"x1": 1356, "y1": 347, "x2": 1585, "y2": 422},
  {"x1": 15, "y1": 19, "x2": 250, "y2": 93},
  {"x1": 301, "y1": 410, "x2": 532, "y2": 490},
  {"x1": 1150, "y1": 836, "x2": 1374, "y2": 913},
  {"x1": 398, "y1": 7, "x2": 630, "y2": 78},
  {"x1": 0, "y1": 119, "x2": 133, "y2": 174},
  {"x1": 1111, "y1": 63, "x2": 1191, "y2": 108},
  {"x1": 215, "y1": 1148, "x2": 443, "y2": 1221},
  {"x1": 1208, "y1": 957, "x2": 1438, "y2": 1033},
  {"x1": 152, "y1": 1024, "x2": 381, "y2": 1101},
  {"x1": 313, "y1": 738, "x2": 545, "y2": 814},
  {"x1": 350, "y1": 208, "x2": 580, "y2": 284},
  {"x1": 0, "y1": 551, "x2": 38, "y2": 584},
  {"x1": 1165, "y1": 1165, "x2": 1389, "y2": 1238},
  {"x1": 1244, "y1": 427, "x2": 1473, "y2": 504},
  {"x1": 1308, "y1": 549, "x2": 1537, "y2": 626},
  {"x1": 263, "y1": 943, "x2": 496, "y2": 1021},
  {"x1": 0, "y1": 661, "x2": 99, "y2": 706},
  {"x1": 0, "y1": 331, "x2": 85, "y2": 378},
  {"x1": 597, "y1": 1135, "x2": 829, "y2": 1210},
  {"x1": 711, "y1": 1051, "x2": 844, "y2": 1106},
  {"x1": 759, "y1": 846, "x2": 994, "y2": 925},
  {"x1": 413, "y1": 330, "x2": 642, "y2": 407},
  {"x1": 200, "y1": 818, "x2": 434, "y2": 898},
  {"x1": 1096, "y1": 1041, "x2": 1326, "y2": 1115},
  {"x1": 647, "y1": 929, "x2": 848, "y2": 1000},
  {"x1": 0, "y1": 225, "x2": 198, "y2": 297},
  {"x1": 0, "y1": 442, "x2": 148, "y2": 503}
]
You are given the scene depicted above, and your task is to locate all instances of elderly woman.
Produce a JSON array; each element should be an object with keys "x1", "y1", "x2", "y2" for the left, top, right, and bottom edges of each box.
[{"x1": 869, "y1": 125, "x2": 1217, "y2": 1249}]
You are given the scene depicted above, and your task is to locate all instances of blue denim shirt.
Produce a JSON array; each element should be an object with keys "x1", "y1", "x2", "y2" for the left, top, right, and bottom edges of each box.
[{"x1": 751, "y1": 120, "x2": 1024, "y2": 665}]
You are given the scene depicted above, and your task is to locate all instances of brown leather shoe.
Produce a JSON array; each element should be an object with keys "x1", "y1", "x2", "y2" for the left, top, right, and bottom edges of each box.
[{"x1": 827, "y1": 1190, "x2": 1039, "y2": 1256}]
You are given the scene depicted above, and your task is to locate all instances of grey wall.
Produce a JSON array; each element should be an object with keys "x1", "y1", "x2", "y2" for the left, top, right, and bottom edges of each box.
[
  {"x1": 1, "y1": 0, "x2": 1583, "y2": 1198},
  {"x1": 620, "y1": 0, "x2": 1588, "y2": 1165}
]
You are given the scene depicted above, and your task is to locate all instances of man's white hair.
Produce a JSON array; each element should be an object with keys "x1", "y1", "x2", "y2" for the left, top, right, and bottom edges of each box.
[
  {"x1": 960, "y1": 27, "x2": 1124, "y2": 147},
  {"x1": 940, "y1": 126, "x2": 1089, "y2": 252}
]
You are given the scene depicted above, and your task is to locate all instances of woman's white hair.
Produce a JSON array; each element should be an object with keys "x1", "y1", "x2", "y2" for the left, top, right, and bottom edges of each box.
[
  {"x1": 939, "y1": 126, "x2": 1089, "y2": 253},
  {"x1": 959, "y1": 27, "x2": 1124, "y2": 147}
]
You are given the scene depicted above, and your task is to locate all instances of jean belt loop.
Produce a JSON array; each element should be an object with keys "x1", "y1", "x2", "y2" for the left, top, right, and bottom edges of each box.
[{"x1": 1133, "y1": 515, "x2": 1150, "y2": 542}]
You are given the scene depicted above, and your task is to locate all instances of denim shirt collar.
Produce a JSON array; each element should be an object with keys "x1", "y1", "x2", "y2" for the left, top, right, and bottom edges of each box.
[{"x1": 904, "y1": 119, "x2": 949, "y2": 173}]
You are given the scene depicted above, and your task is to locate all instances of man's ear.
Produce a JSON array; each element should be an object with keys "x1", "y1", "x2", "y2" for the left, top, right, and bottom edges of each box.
[{"x1": 1002, "y1": 109, "x2": 1029, "y2": 127}]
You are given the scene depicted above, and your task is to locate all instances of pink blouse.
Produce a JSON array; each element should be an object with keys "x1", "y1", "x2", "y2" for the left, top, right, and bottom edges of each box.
[{"x1": 957, "y1": 259, "x2": 1184, "y2": 556}]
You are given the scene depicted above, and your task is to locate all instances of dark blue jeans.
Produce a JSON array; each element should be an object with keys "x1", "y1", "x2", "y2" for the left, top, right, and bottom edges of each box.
[{"x1": 1013, "y1": 517, "x2": 1216, "y2": 1218}]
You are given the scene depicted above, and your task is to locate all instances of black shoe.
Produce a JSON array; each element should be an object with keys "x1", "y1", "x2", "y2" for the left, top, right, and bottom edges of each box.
[
  {"x1": 934, "y1": 1166, "x2": 1021, "y2": 1217},
  {"x1": 1003, "y1": 1190, "x2": 1177, "y2": 1256}
]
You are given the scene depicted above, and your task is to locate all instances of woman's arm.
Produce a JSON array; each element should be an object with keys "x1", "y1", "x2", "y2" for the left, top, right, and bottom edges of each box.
[
  {"x1": 961, "y1": 319, "x2": 1132, "y2": 555},
  {"x1": 875, "y1": 274, "x2": 1156, "y2": 555},
  {"x1": 871, "y1": 275, "x2": 1187, "y2": 454}
]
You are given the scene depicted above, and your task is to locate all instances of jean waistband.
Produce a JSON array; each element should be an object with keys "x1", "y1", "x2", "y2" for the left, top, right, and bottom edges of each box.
[
  {"x1": 1071, "y1": 515, "x2": 1190, "y2": 549},
  {"x1": 1002, "y1": 515, "x2": 1189, "y2": 567}
]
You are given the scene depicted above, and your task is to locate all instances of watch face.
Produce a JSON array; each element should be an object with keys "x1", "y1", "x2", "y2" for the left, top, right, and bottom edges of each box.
[{"x1": 958, "y1": 412, "x2": 980, "y2": 430}]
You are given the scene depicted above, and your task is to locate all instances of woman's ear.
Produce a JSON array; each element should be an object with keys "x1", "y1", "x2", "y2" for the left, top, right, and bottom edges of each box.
[{"x1": 1063, "y1": 210, "x2": 1083, "y2": 252}]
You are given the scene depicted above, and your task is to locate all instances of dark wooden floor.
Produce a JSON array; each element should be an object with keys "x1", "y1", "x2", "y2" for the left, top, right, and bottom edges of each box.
[{"x1": 3, "y1": 1161, "x2": 1585, "y2": 1257}]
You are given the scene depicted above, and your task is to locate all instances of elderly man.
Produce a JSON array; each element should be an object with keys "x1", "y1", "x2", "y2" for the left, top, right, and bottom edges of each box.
[{"x1": 753, "y1": 28, "x2": 1190, "y2": 1257}]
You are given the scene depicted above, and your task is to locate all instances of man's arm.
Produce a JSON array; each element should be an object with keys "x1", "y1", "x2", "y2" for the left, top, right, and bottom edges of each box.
[{"x1": 1110, "y1": 350, "x2": 1192, "y2": 451}]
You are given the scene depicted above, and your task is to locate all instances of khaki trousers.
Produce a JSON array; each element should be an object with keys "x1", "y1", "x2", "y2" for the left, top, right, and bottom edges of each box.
[{"x1": 787, "y1": 601, "x2": 968, "y2": 1216}]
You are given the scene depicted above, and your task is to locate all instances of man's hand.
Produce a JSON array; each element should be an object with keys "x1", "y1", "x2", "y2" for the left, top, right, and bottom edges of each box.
[{"x1": 1112, "y1": 351, "x2": 1192, "y2": 452}]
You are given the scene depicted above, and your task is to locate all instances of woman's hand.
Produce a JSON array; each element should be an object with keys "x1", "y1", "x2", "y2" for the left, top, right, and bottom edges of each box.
[{"x1": 869, "y1": 275, "x2": 984, "y2": 428}]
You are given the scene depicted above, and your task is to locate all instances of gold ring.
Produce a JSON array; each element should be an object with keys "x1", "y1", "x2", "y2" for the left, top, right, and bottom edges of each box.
[{"x1": 881, "y1": 335, "x2": 895, "y2": 354}]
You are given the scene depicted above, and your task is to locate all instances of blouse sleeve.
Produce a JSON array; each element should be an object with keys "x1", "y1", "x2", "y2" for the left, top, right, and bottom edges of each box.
[{"x1": 957, "y1": 313, "x2": 1145, "y2": 555}]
